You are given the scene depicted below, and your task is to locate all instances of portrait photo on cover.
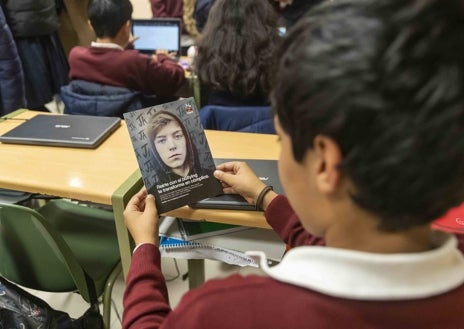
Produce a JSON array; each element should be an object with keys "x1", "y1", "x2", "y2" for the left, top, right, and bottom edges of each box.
[{"x1": 124, "y1": 98, "x2": 222, "y2": 213}]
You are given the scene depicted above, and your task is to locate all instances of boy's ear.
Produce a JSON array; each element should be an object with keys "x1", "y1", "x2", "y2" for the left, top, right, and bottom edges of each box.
[{"x1": 312, "y1": 135, "x2": 342, "y2": 194}]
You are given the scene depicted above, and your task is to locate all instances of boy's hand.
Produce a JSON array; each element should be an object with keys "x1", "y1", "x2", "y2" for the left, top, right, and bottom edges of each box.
[
  {"x1": 125, "y1": 34, "x2": 139, "y2": 49},
  {"x1": 214, "y1": 161, "x2": 270, "y2": 206},
  {"x1": 151, "y1": 49, "x2": 178, "y2": 62},
  {"x1": 123, "y1": 187, "x2": 160, "y2": 246}
]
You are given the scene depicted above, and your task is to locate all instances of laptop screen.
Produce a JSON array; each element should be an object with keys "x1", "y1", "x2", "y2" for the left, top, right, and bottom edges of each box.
[{"x1": 131, "y1": 18, "x2": 181, "y2": 53}]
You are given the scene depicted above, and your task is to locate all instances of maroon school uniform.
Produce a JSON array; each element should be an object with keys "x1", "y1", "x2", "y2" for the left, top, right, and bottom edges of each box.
[
  {"x1": 68, "y1": 46, "x2": 185, "y2": 97},
  {"x1": 123, "y1": 195, "x2": 464, "y2": 329}
]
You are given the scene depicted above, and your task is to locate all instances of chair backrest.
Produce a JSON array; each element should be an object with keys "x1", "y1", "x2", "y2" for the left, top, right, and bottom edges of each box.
[
  {"x1": 60, "y1": 79, "x2": 143, "y2": 118},
  {"x1": 199, "y1": 105, "x2": 276, "y2": 134},
  {"x1": 0, "y1": 203, "x2": 96, "y2": 302}
]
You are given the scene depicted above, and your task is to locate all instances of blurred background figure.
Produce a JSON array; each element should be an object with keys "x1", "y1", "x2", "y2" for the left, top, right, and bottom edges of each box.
[
  {"x1": 57, "y1": 0, "x2": 96, "y2": 55},
  {"x1": 2, "y1": 0, "x2": 69, "y2": 112},
  {"x1": 149, "y1": 0, "x2": 198, "y2": 54},
  {"x1": 193, "y1": 0, "x2": 214, "y2": 33},
  {"x1": 194, "y1": 0, "x2": 279, "y2": 107},
  {"x1": 0, "y1": 6, "x2": 26, "y2": 116}
]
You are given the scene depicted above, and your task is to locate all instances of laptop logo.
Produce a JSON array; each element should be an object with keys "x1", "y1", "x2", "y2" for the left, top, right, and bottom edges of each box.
[
  {"x1": 259, "y1": 176, "x2": 270, "y2": 181},
  {"x1": 55, "y1": 124, "x2": 70, "y2": 128}
]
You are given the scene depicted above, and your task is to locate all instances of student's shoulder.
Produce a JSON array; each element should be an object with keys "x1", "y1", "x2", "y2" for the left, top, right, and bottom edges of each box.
[
  {"x1": 177, "y1": 273, "x2": 290, "y2": 305},
  {"x1": 68, "y1": 46, "x2": 90, "y2": 57}
]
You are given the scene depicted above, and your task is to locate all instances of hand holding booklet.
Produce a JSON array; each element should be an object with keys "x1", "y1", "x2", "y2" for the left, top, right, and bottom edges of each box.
[{"x1": 124, "y1": 98, "x2": 223, "y2": 213}]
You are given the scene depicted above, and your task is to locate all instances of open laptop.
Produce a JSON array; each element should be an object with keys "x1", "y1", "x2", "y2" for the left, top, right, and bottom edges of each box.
[
  {"x1": 0, "y1": 114, "x2": 121, "y2": 149},
  {"x1": 189, "y1": 158, "x2": 284, "y2": 211},
  {"x1": 131, "y1": 18, "x2": 181, "y2": 54}
]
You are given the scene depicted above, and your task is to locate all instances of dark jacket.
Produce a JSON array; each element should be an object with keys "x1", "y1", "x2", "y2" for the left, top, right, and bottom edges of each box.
[
  {"x1": 2, "y1": 0, "x2": 58, "y2": 37},
  {"x1": 0, "y1": 7, "x2": 26, "y2": 115},
  {"x1": 199, "y1": 105, "x2": 275, "y2": 134},
  {"x1": 61, "y1": 80, "x2": 144, "y2": 118}
]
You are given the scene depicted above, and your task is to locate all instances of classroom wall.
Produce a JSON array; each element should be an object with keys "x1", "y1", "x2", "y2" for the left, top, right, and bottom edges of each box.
[{"x1": 131, "y1": 0, "x2": 151, "y2": 19}]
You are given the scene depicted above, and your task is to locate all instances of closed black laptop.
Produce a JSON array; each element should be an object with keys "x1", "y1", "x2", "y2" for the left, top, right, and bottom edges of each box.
[
  {"x1": 0, "y1": 114, "x2": 121, "y2": 149},
  {"x1": 189, "y1": 158, "x2": 284, "y2": 211},
  {"x1": 131, "y1": 18, "x2": 181, "y2": 54}
]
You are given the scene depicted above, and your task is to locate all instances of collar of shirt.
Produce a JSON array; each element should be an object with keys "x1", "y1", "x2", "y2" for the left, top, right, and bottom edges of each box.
[
  {"x1": 248, "y1": 231, "x2": 464, "y2": 300},
  {"x1": 91, "y1": 41, "x2": 124, "y2": 51}
]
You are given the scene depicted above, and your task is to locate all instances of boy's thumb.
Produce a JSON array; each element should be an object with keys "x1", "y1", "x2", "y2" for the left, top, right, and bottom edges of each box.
[
  {"x1": 213, "y1": 169, "x2": 223, "y2": 180},
  {"x1": 214, "y1": 169, "x2": 235, "y2": 186},
  {"x1": 145, "y1": 194, "x2": 157, "y2": 215}
]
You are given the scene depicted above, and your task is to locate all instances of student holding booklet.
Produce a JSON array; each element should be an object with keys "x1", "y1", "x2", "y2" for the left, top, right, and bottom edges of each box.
[{"x1": 122, "y1": 0, "x2": 464, "y2": 328}]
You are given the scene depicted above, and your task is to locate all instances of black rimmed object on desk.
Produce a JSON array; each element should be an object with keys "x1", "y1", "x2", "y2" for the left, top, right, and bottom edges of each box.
[
  {"x1": 189, "y1": 158, "x2": 284, "y2": 211},
  {"x1": 0, "y1": 114, "x2": 121, "y2": 149},
  {"x1": 131, "y1": 18, "x2": 181, "y2": 54}
]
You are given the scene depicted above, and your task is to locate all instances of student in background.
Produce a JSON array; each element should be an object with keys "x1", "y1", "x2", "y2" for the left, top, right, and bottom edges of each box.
[
  {"x1": 149, "y1": 0, "x2": 198, "y2": 53},
  {"x1": 122, "y1": 0, "x2": 464, "y2": 327},
  {"x1": 149, "y1": 0, "x2": 183, "y2": 27},
  {"x1": 57, "y1": 0, "x2": 96, "y2": 55},
  {"x1": 194, "y1": 0, "x2": 279, "y2": 107},
  {"x1": 193, "y1": 0, "x2": 214, "y2": 33},
  {"x1": 67, "y1": 0, "x2": 185, "y2": 101},
  {"x1": 0, "y1": 6, "x2": 26, "y2": 115},
  {"x1": 2, "y1": 0, "x2": 69, "y2": 112}
]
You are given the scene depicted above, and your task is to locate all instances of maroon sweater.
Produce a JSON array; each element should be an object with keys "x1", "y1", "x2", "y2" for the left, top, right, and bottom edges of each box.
[
  {"x1": 123, "y1": 195, "x2": 464, "y2": 329},
  {"x1": 68, "y1": 46, "x2": 185, "y2": 97},
  {"x1": 149, "y1": 0, "x2": 187, "y2": 33}
]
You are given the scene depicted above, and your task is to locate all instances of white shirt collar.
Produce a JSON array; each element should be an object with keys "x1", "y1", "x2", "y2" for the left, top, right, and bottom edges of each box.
[
  {"x1": 247, "y1": 231, "x2": 464, "y2": 300},
  {"x1": 91, "y1": 41, "x2": 124, "y2": 51}
]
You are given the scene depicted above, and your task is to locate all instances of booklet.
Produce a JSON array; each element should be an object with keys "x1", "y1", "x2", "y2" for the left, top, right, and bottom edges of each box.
[{"x1": 124, "y1": 98, "x2": 223, "y2": 213}]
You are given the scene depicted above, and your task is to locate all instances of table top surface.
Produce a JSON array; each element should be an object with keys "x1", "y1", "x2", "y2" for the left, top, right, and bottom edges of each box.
[{"x1": 0, "y1": 110, "x2": 279, "y2": 219}]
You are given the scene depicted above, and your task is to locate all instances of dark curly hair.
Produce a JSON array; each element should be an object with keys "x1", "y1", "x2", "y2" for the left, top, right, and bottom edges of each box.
[
  {"x1": 273, "y1": 0, "x2": 464, "y2": 231},
  {"x1": 194, "y1": 0, "x2": 279, "y2": 101}
]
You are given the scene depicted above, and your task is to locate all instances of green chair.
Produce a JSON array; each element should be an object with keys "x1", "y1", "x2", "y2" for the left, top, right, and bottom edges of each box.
[{"x1": 0, "y1": 199, "x2": 122, "y2": 329}]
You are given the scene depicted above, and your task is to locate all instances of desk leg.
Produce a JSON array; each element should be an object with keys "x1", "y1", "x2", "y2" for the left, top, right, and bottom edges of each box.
[
  {"x1": 112, "y1": 170, "x2": 144, "y2": 280},
  {"x1": 187, "y1": 259, "x2": 205, "y2": 289}
]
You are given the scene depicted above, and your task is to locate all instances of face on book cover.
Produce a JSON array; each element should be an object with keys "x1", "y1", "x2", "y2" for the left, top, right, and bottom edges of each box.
[{"x1": 154, "y1": 120, "x2": 189, "y2": 175}]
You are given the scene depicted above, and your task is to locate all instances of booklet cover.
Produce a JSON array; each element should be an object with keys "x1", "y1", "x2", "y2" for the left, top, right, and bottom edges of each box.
[{"x1": 123, "y1": 98, "x2": 223, "y2": 213}]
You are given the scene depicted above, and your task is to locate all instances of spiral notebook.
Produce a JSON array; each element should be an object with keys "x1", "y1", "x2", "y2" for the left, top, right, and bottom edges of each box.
[{"x1": 159, "y1": 236, "x2": 257, "y2": 267}]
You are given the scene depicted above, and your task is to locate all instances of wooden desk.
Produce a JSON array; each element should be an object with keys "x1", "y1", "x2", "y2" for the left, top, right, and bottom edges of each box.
[
  {"x1": 0, "y1": 110, "x2": 139, "y2": 204},
  {"x1": 0, "y1": 110, "x2": 279, "y2": 282}
]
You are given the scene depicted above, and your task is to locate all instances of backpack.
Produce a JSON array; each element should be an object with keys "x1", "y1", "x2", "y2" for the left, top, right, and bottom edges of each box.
[{"x1": 0, "y1": 276, "x2": 103, "y2": 329}]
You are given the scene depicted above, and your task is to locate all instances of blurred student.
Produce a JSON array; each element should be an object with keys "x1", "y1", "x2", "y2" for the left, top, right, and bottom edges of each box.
[
  {"x1": 149, "y1": 0, "x2": 198, "y2": 52},
  {"x1": 0, "y1": 6, "x2": 26, "y2": 115},
  {"x1": 67, "y1": 0, "x2": 185, "y2": 100},
  {"x1": 194, "y1": 0, "x2": 279, "y2": 107},
  {"x1": 122, "y1": 0, "x2": 464, "y2": 328},
  {"x1": 2, "y1": 0, "x2": 69, "y2": 111}
]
